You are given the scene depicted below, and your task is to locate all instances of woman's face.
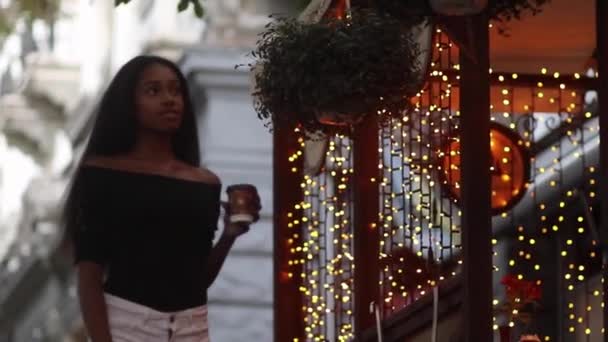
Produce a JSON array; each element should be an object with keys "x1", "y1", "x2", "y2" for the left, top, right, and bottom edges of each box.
[{"x1": 134, "y1": 63, "x2": 185, "y2": 133}]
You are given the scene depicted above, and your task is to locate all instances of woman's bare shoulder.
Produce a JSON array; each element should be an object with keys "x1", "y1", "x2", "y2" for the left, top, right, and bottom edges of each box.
[
  {"x1": 185, "y1": 165, "x2": 221, "y2": 185},
  {"x1": 82, "y1": 157, "x2": 220, "y2": 185},
  {"x1": 82, "y1": 155, "x2": 124, "y2": 168}
]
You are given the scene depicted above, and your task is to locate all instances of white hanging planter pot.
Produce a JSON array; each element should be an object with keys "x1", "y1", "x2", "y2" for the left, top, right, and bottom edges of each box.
[
  {"x1": 411, "y1": 18, "x2": 433, "y2": 92},
  {"x1": 298, "y1": 0, "x2": 333, "y2": 23},
  {"x1": 430, "y1": 0, "x2": 488, "y2": 16},
  {"x1": 302, "y1": 130, "x2": 329, "y2": 176},
  {"x1": 301, "y1": 0, "x2": 347, "y2": 177}
]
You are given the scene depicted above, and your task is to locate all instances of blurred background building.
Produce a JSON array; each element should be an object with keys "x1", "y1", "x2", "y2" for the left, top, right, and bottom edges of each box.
[{"x1": 0, "y1": 0, "x2": 298, "y2": 340}]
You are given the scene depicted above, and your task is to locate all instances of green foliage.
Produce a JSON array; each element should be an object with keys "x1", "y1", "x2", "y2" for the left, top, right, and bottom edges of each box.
[
  {"x1": 0, "y1": 15, "x2": 11, "y2": 37},
  {"x1": 324, "y1": 0, "x2": 549, "y2": 38},
  {"x1": 115, "y1": 0, "x2": 205, "y2": 18},
  {"x1": 295, "y1": 0, "x2": 315, "y2": 11},
  {"x1": 372, "y1": 0, "x2": 435, "y2": 18},
  {"x1": 488, "y1": 0, "x2": 550, "y2": 35},
  {"x1": 299, "y1": 0, "x2": 550, "y2": 22},
  {"x1": 0, "y1": 0, "x2": 60, "y2": 40},
  {"x1": 250, "y1": 8, "x2": 424, "y2": 134},
  {"x1": 488, "y1": 0, "x2": 550, "y2": 22}
]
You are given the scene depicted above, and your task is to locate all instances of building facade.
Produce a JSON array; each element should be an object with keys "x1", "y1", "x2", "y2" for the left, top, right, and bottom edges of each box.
[{"x1": 0, "y1": 0, "x2": 294, "y2": 340}]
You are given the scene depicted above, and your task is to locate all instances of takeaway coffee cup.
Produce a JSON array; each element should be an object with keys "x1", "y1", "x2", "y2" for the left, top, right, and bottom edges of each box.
[{"x1": 226, "y1": 184, "x2": 260, "y2": 224}]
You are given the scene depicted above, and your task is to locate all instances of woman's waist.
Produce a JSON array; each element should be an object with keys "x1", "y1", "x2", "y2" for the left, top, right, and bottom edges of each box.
[
  {"x1": 104, "y1": 280, "x2": 208, "y2": 312},
  {"x1": 104, "y1": 292, "x2": 208, "y2": 316}
]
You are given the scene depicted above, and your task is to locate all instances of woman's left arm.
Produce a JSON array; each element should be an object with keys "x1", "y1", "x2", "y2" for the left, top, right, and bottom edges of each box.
[
  {"x1": 204, "y1": 183, "x2": 261, "y2": 288},
  {"x1": 205, "y1": 225, "x2": 242, "y2": 289},
  {"x1": 205, "y1": 205, "x2": 255, "y2": 288}
]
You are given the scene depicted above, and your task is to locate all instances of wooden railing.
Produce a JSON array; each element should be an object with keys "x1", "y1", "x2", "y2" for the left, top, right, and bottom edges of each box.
[{"x1": 355, "y1": 275, "x2": 463, "y2": 342}]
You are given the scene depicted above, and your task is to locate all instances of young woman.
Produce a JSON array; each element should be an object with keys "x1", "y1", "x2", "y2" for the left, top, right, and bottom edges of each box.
[{"x1": 61, "y1": 55, "x2": 260, "y2": 341}]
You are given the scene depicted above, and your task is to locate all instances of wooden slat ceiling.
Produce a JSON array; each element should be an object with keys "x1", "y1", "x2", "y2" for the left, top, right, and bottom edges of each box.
[{"x1": 489, "y1": 0, "x2": 596, "y2": 74}]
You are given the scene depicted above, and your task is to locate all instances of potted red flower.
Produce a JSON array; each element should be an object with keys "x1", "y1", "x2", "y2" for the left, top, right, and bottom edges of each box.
[{"x1": 496, "y1": 274, "x2": 543, "y2": 342}]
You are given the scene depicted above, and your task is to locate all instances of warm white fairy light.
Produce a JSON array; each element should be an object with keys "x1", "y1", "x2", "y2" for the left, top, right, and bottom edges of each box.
[
  {"x1": 291, "y1": 134, "x2": 356, "y2": 341},
  {"x1": 283, "y1": 38, "x2": 602, "y2": 342}
]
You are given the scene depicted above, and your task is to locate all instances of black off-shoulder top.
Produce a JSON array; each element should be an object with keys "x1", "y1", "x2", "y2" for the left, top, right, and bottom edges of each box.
[{"x1": 73, "y1": 165, "x2": 221, "y2": 312}]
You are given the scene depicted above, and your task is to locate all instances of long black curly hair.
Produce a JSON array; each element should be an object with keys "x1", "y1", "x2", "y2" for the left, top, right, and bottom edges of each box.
[{"x1": 60, "y1": 55, "x2": 200, "y2": 241}]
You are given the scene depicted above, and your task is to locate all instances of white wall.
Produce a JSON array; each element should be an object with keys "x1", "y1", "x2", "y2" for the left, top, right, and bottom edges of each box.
[
  {"x1": 183, "y1": 48, "x2": 274, "y2": 341},
  {"x1": 0, "y1": 0, "x2": 281, "y2": 339}
]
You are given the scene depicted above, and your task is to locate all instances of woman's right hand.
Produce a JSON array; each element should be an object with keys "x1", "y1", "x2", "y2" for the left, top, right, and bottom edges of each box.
[
  {"x1": 77, "y1": 262, "x2": 113, "y2": 342},
  {"x1": 221, "y1": 201, "x2": 259, "y2": 239}
]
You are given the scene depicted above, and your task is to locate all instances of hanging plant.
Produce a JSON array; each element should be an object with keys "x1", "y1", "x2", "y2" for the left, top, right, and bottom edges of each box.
[
  {"x1": 347, "y1": 0, "x2": 549, "y2": 21},
  {"x1": 488, "y1": 0, "x2": 550, "y2": 35},
  {"x1": 487, "y1": 0, "x2": 549, "y2": 22},
  {"x1": 372, "y1": 0, "x2": 435, "y2": 18},
  {"x1": 0, "y1": 0, "x2": 61, "y2": 40},
  {"x1": 429, "y1": 0, "x2": 489, "y2": 16},
  {"x1": 249, "y1": 8, "x2": 425, "y2": 135},
  {"x1": 115, "y1": 0, "x2": 205, "y2": 17},
  {"x1": 495, "y1": 274, "x2": 543, "y2": 340}
]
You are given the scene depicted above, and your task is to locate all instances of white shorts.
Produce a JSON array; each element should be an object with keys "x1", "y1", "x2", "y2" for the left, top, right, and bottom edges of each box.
[{"x1": 104, "y1": 293, "x2": 210, "y2": 342}]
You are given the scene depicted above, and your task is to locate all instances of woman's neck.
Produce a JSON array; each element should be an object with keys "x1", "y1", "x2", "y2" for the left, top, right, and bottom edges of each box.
[{"x1": 129, "y1": 130, "x2": 176, "y2": 164}]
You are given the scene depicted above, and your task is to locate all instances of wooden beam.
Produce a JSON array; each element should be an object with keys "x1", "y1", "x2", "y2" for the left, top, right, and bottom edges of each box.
[
  {"x1": 439, "y1": 16, "x2": 478, "y2": 63},
  {"x1": 354, "y1": 275, "x2": 463, "y2": 342},
  {"x1": 273, "y1": 125, "x2": 305, "y2": 341},
  {"x1": 458, "y1": 12, "x2": 493, "y2": 342},
  {"x1": 596, "y1": 1, "x2": 608, "y2": 341},
  {"x1": 353, "y1": 112, "x2": 381, "y2": 338},
  {"x1": 440, "y1": 69, "x2": 598, "y2": 90}
]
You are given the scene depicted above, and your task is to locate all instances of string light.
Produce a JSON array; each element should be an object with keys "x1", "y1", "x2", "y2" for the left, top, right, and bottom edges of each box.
[{"x1": 284, "y1": 30, "x2": 601, "y2": 341}]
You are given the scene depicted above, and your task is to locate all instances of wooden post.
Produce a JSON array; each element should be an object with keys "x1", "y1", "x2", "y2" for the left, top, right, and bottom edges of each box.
[
  {"x1": 458, "y1": 13, "x2": 493, "y2": 342},
  {"x1": 274, "y1": 125, "x2": 305, "y2": 341},
  {"x1": 596, "y1": 1, "x2": 608, "y2": 341},
  {"x1": 353, "y1": 114, "x2": 381, "y2": 337}
]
